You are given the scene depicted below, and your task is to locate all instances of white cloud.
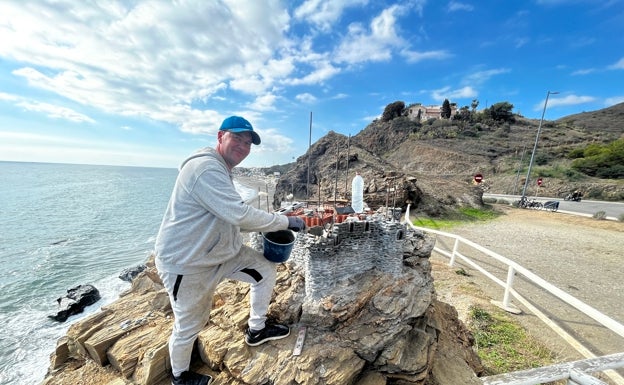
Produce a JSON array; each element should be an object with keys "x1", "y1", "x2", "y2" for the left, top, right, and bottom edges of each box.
[
  {"x1": 294, "y1": 0, "x2": 369, "y2": 32},
  {"x1": 400, "y1": 49, "x2": 451, "y2": 63},
  {"x1": 0, "y1": 131, "x2": 180, "y2": 167},
  {"x1": 607, "y1": 57, "x2": 624, "y2": 70},
  {"x1": 432, "y1": 86, "x2": 477, "y2": 101},
  {"x1": 514, "y1": 37, "x2": 529, "y2": 48},
  {"x1": 0, "y1": 1, "x2": 291, "y2": 130},
  {"x1": 230, "y1": 76, "x2": 271, "y2": 95},
  {"x1": 247, "y1": 126, "x2": 295, "y2": 158},
  {"x1": 448, "y1": 2, "x2": 474, "y2": 12},
  {"x1": 605, "y1": 96, "x2": 624, "y2": 106},
  {"x1": 536, "y1": 94, "x2": 595, "y2": 110},
  {"x1": 285, "y1": 57, "x2": 341, "y2": 86},
  {"x1": 296, "y1": 93, "x2": 317, "y2": 103},
  {"x1": 15, "y1": 100, "x2": 95, "y2": 123},
  {"x1": 249, "y1": 93, "x2": 278, "y2": 111},
  {"x1": 1, "y1": 90, "x2": 95, "y2": 123},
  {"x1": 0, "y1": 92, "x2": 19, "y2": 101},
  {"x1": 334, "y1": 5, "x2": 404, "y2": 64},
  {"x1": 463, "y1": 68, "x2": 511, "y2": 85},
  {"x1": 571, "y1": 68, "x2": 596, "y2": 75}
]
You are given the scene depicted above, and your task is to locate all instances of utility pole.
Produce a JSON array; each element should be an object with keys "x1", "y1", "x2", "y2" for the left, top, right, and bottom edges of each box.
[
  {"x1": 520, "y1": 91, "x2": 558, "y2": 201},
  {"x1": 306, "y1": 112, "x2": 312, "y2": 202}
]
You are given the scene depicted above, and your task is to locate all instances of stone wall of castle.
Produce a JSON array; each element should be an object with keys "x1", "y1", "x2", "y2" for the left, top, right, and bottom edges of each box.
[{"x1": 251, "y1": 218, "x2": 410, "y2": 300}]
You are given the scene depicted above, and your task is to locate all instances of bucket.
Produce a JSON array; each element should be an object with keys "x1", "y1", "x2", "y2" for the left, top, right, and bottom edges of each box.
[{"x1": 262, "y1": 230, "x2": 296, "y2": 263}]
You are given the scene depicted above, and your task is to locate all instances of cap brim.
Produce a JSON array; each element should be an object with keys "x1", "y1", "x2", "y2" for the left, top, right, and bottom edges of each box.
[{"x1": 225, "y1": 128, "x2": 261, "y2": 145}]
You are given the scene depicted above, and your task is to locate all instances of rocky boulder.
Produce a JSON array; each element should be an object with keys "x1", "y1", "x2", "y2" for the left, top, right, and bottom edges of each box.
[
  {"x1": 119, "y1": 264, "x2": 147, "y2": 283},
  {"x1": 49, "y1": 284, "x2": 101, "y2": 323}
]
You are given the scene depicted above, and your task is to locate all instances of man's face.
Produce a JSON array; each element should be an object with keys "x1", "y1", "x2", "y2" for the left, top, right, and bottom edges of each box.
[{"x1": 217, "y1": 130, "x2": 252, "y2": 168}]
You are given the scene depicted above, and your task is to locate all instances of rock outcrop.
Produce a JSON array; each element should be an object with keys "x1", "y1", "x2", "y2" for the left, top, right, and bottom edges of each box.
[
  {"x1": 48, "y1": 284, "x2": 101, "y2": 323},
  {"x1": 272, "y1": 131, "x2": 484, "y2": 217},
  {"x1": 44, "y1": 222, "x2": 483, "y2": 385}
]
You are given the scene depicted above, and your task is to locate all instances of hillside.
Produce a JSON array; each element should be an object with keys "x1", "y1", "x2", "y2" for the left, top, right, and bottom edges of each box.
[{"x1": 270, "y1": 102, "x2": 623, "y2": 214}]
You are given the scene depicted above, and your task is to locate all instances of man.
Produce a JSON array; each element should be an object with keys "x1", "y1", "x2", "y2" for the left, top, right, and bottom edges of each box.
[{"x1": 155, "y1": 116, "x2": 305, "y2": 385}]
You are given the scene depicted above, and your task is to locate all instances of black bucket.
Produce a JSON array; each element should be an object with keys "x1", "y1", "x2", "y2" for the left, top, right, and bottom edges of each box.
[{"x1": 262, "y1": 230, "x2": 296, "y2": 263}]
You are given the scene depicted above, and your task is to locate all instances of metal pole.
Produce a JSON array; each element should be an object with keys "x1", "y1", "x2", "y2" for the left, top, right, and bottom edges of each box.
[
  {"x1": 512, "y1": 145, "x2": 526, "y2": 196},
  {"x1": 385, "y1": 185, "x2": 390, "y2": 220},
  {"x1": 392, "y1": 181, "x2": 397, "y2": 221},
  {"x1": 307, "y1": 112, "x2": 312, "y2": 201},
  {"x1": 334, "y1": 142, "x2": 339, "y2": 207},
  {"x1": 344, "y1": 134, "x2": 350, "y2": 194},
  {"x1": 520, "y1": 91, "x2": 558, "y2": 200}
]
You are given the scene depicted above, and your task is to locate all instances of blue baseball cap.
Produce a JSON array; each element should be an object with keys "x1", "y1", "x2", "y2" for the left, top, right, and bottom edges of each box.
[{"x1": 219, "y1": 116, "x2": 261, "y2": 145}]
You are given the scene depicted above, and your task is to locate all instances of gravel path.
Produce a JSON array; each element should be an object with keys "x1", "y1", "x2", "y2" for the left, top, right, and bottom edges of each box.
[{"x1": 427, "y1": 206, "x2": 624, "y2": 364}]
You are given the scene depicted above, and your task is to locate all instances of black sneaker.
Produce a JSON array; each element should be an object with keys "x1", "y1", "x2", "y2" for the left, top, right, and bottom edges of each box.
[
  {"x1": 245, "y1": 323, "x2": 290, "y2": 346},
  {"x1": 171, "y1": 370, "x2": 213, "y2": 385}
]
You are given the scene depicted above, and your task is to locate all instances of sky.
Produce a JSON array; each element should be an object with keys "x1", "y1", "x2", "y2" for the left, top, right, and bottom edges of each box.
[{"x1": 1, "y1": 1, "x2": 623, "y2": 169}]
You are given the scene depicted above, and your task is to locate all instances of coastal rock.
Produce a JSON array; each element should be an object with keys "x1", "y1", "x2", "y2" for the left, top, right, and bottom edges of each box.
[
  {"x1": 44, "y1": 225, "x2": 483, "y2": 385},
  {"x1": 119, "y1": 264, "x2": 147, "y2": 283},
  {"x1": 48, "y1": 284, "x2": 101, "y2": 323}
]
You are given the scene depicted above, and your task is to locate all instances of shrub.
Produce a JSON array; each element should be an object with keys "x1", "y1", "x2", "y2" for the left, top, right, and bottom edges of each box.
[
  {"x1": 563, "y1": 168, "x2": 584, "y2": 181},
  {"x1": 592, "y1": 211, "x2": 607, "y2": 220},
  {"x1": 467, "y1": 305, "x2": 555, "y2": 374},
  {"x1": 596, "y1": 164, "x2": 624, "y2": 179},
  {"x1": 382, "y1": 101, "x2": 405, "y2": 122}
]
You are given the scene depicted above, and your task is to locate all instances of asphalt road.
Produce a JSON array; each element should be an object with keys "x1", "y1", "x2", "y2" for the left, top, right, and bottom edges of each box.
[{"x1": 484, "y1": 193, "x2": 624, "y2": 220}]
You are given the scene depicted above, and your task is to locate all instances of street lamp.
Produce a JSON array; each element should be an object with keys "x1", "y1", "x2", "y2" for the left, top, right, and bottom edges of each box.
[{"x1": 520, "y1": 90, "x2": 559, "y2": 201}]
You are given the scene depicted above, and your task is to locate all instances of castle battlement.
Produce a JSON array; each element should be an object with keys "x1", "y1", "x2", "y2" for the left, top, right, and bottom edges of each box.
[{"x1": 252, "y1": 216, "x2": 411, "y2": 299}]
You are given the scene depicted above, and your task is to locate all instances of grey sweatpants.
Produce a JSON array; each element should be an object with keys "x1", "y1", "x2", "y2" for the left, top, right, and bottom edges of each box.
[{"x1": 158, "y1": 245, "x2": 277, "y2": 377}]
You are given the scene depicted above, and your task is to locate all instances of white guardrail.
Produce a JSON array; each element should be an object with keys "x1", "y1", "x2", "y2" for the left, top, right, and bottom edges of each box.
[{"x1": 403, "y1": 204, "x2": 624, "y2": 385}]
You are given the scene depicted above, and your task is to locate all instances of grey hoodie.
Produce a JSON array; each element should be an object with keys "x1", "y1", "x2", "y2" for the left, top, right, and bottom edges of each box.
[{"x1": 154, "y1": 147, "x2": 288, "y2": 275}]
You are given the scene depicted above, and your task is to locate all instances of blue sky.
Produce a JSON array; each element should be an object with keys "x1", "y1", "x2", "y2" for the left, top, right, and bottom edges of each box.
[{"x1": 1, "y1": 1, "x2": 623, "y2": 169}]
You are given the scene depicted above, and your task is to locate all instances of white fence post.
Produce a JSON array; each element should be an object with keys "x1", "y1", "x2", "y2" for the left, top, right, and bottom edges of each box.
[
  {"x1": 491, "y1": 265, "x2": 522, "y2": 314},
  {"x1": 503, "y1": 266, "x2": 516, "y2": 309},
  {"x1": 450, "y1": 238, "x2": 459, "y2": 266}
]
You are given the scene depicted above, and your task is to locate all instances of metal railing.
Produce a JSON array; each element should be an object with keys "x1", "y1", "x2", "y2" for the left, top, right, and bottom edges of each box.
[{"x1": 403, "y1": 204, "x2": 624, "y2": 385}]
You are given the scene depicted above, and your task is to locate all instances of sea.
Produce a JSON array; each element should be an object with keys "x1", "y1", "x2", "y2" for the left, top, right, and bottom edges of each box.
[{"x1": 0, "y1": 161, "x2": 180, "y2": 385}]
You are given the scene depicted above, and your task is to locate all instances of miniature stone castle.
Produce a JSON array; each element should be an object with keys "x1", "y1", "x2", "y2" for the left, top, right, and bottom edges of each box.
[{"x1": 252, "y1": 215, "x2": 411, "y2": 300}]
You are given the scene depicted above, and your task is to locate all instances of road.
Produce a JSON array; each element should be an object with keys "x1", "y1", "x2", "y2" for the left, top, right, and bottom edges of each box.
[{"x1": 484, "y1": 193, "x2": 624, "y2": 220}]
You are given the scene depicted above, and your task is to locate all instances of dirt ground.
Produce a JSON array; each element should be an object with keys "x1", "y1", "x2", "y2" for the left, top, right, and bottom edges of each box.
[{"x1": 428, "y1": 205, "x2": 624, "y2": 379}]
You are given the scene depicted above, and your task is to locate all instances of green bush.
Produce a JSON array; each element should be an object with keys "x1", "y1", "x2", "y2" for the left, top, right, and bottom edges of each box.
[
  {"x1": 567, "y1": 148, "x2": 585, "y2": 159},
  {"x1": 593, "y1": 211, "x2": 607, "y2": 220},
  {"x1": 535, "y1": 154, "x2": 551, "y2": 166},
  {"x1": 468, "y1": 306, "x2": 555, "y2": 374},
  {"x1": 570, "y1": 138, "x2": 624, "y2": 179},
  {"x1": 563, "y1": 168, "x2": 584, "y2": 181},
  {"x1": 596, "y1": 164, "x2": 624, "y2": 179}
]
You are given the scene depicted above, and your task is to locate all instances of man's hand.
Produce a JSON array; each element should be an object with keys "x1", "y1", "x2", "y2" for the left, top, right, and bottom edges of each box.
[{"x1": 287, "y1": 216, "x2": 306, "y2": 232}]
